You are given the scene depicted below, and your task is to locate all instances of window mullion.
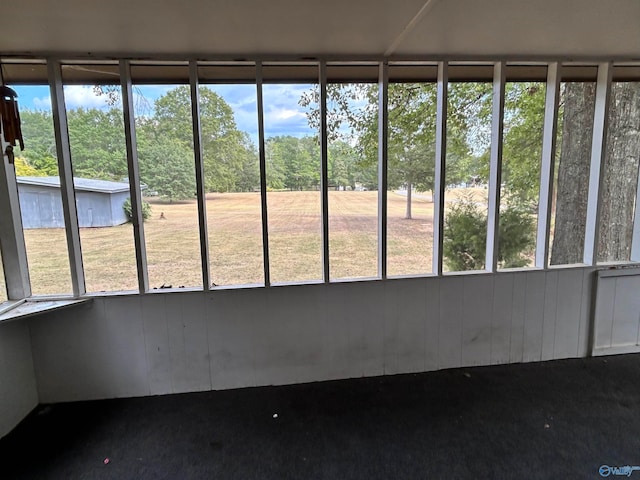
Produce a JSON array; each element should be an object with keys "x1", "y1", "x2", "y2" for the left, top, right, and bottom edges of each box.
[
  {"x1": 47, "y1": 58, "x2": 85, "y2": 297},
  {"x1": 583, "y1": 62, "x2": 612, "y2": 266},
  {"x1": 189, "y1": 61, "x2": 211, "y2": 290},
  {"x1": 433, "y1": 61, "x2": 448, "y2": 275},
  {"x1": 119, "y1": 60, "x2": 149, "y2": 293},
  {"x1": 536, "y1": 62, "x2": 561, "y2": 269},
  {"x1": 378, "y1": 61, "x2": 389, "y2": 279},
  {"x1": 256, "y1": 61, "x2": 271, "y2": 287},
  {"x1": 0, "y1": 139, "x2": 31, "y2": 299},
  {"x1": 319, "y1": 62, "x2": 330, "y2": 282},
  {"x1": 486, "y1": 61, "x2": 506, "y2": 272}
]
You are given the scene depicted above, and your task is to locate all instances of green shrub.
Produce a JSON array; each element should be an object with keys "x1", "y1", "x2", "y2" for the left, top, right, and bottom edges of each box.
[
  {"x1": 123, "y1": 197, "x2": 152, "y2": 222},
  {"x1": 443, "y1": 197, "x2": 488, "y2": 271},
  {"x1": 496, "y1": 202, "x2": 536, "y2": 268},
  {"x1": 443, "y1": 195, "x2": 535, "y2": 271}
]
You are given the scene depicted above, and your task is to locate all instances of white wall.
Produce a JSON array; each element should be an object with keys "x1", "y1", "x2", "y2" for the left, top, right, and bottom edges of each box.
[
  {"x1": 29, "y1": 268, "x2": 595, "y2": 404},
  {"x1": 0, "y1": 320, "x2": 39, "y2": 438},
  {"x1": 593, "y1": 267, "x2": 640, "y2": 355}
]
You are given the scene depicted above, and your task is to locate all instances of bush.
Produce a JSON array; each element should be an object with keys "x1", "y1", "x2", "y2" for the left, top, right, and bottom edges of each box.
[
  {"x1": 123, "y1": 197, "x2": 152, "y2": 222},
  {"x1": 443, "y1": 195, "x2": 535, "y2": 271},
  {"x1": 443, "y1": 197, "x2": 488, "y2": 271},
  {"x1": 496, "y1": 202, "x2": 536, "y2": 268}
]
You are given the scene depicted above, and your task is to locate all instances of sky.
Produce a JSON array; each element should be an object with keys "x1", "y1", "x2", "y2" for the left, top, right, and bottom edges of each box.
[{"x1": 13, "y1": 83, "x2": 319, "y2": 146}]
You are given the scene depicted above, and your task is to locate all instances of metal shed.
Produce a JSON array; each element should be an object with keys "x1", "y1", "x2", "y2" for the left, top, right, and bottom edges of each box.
[{"x1": 17, "y1": 176, "x2": 131, "y2": 228}]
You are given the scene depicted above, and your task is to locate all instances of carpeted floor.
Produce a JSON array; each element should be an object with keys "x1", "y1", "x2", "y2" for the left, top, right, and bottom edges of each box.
[{"x1": 2, "y1": 355, "x2": 639, "y2": 479}]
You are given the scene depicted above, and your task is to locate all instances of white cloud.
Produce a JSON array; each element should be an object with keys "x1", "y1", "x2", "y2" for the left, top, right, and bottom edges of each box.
[
  {"x1": 267, "y1": 107, "x2": 305, "y2": 122},
  {"x1": 205, "y1": 83, "x2": 316, "y2": 142},
  {"x1": 260, "y1": 84, "x2": 315, "y2": 138},
  {"x1": 62, "y1": 85, "x2": 114, "y2": 109},
  {"x1": 32, "y1": 96, "x2": 52, "y2": 109}
]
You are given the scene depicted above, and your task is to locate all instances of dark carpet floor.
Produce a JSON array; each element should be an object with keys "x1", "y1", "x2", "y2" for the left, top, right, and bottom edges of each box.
[{"x1": 2, "y1": 355, "x2": 640, "y2": 479}]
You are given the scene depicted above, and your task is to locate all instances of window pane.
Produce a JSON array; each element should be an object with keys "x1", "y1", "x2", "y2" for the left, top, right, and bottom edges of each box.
[
  {"x1": 597, "y1": 81, "x2": 640, "y2": 263},
  {"x1": 443, "y1": 81, "x2": 493, "y2": 272},
  {"x1": 549, "y1": 81, "x2": 596, "y2": 265},
  {"x1": 133, "y1": 76, "x2": 202, "y2": 289},
  {"x1": 201, "y1": 81, "x2": 264, "y2": 286},
  {"x1": 387, "y1": 78, "x2": 436, "y2": 276},
  {"x1": 13, "y1": 84, "x2": 73, "y2": 295},
  {"x1": 327, "y1": 81, "x2": 378, "y2": 280},
  {"x1": 498, "y1": 80, "x2": 546, "y2": 269},
  {"x1": 264, "y1": 76, "x2": 322, "y2": 283},
  {"x1": 63, "y1": 67, "x2": 138, "y2": 292}
]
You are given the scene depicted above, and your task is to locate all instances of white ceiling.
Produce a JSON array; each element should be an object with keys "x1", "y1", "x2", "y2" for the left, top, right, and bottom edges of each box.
[{"x1": 2, "y1": 0, "x2": 640, "y2": 59}]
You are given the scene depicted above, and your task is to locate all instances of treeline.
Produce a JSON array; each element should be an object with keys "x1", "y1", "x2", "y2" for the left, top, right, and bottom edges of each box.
[
  {"x1": 18, "y1": 83, "x2": 518, "y2": 203},
  {"x1": 266, "y1": 136, "x2": 378, "y2": 191},
  {"x1": 18, "y1": 87, "x2": 375, "y2": 200},
  {"x1": 19, "y1": 87, "x2": 256, "y2": 200}
]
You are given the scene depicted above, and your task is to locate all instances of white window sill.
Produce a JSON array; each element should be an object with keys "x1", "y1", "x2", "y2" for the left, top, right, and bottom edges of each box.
[{"x1": 0, "y1": 298, "x2": 92, "y2": 324}]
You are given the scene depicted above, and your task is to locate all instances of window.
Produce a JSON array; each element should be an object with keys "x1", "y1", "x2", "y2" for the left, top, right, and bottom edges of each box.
[
  {"x1": 549, "y1": 67, "x2": 597, "y2": 266},
  {"x1": 63, "y1": 64, "x2": 139, "y2": 293},
  {"x1": 199, "y1": 66, "x2": 264, "y2": 286},
  {"x1": 498, "y1": 72, "x2": 546, "y2": 269},
  {"x1": 443, "y1": 72, "x2": 493, "y2": 272},
  {"x1": 263, "y1": 65, "x2": 322, "y2": 284},
  {"x1": 597, "y1": 79, "x2": 640, "y2": 263},
  {"x1": 131, "y1": 65, "x2": 203, "y2": 289},
  {"x1": 12, "y1": 83, "x2": 73, "y2": 295},
  {"x1": 0, "y1": 58, "x2": 638, "y2": 302},
  {"x1": 326, "y1": 65, "x2": 379, "y2": 280},
  {"x1": 387, "y1": 65, "x2": 437, "y2": 276}
]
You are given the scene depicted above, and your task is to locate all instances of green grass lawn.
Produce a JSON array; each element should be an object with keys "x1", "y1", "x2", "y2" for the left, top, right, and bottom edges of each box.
[{"x1": 19, "y1": 189, "x2": 487, "y2": 295}]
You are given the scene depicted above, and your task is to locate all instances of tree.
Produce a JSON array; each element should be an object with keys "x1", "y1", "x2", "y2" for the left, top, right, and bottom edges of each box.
[
  {"x1": 446, "y1": 82, "x2": 493, "y2": 188},
  {"x1": 20, "y1": 107, "x2": 129, "y2": 180},
  {"x1": 136, "y1": 131, "x2": 196, "y2": 202},
  {"x1": 66, "y1": 107, "x2": 128, "y2": 180},
  {"x1": 14, "y1": 157, "x2": 44, "y2": 176},
  {"x1": 18, "y1": 110, "x2": 59, "y2": 175},
  {"x1": 327, "y1": 140, "x2": 372, "y2": 190},
  {"x1": 93, "y1": 84, "x2": 259, "y2": 192},
  {"x1": 551, "y1": 81, "x2": 640, "y2": 264},
  {"x1": 20, "y1": 107, "x2": 141, "y2": 183},
  {"x1": 550, "y1": 82, "x2": 595, "y2": 265},
  {"x1": 301, "y1": 80, "x2": 543, "y2": 269},
  {"x1": 265, "y1": 136, "x2": 319, "y2": 190},
  {"x1": 150, "y1": 86, "x2": 259, "y2": 193},
  {"x1": 18, "y1": 86, "x2": 258, "y2": 198},
  {"x1": 301, "y1": 82, "x2": 486, "y2": 219},
  {"x1": 501, "y1": 82, "x2": 546, "y2": 205},
  {"x1": 597, "y1": 82, "x2": 640, "y2": 262},
  {"x1": 388, "y1": 83, "x2": 438, "y2": 218}
]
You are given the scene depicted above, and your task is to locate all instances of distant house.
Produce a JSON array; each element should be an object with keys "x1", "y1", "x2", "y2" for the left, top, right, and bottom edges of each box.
[{"x1": 17, "y1": 176, "x2": 136, "y2": 229}]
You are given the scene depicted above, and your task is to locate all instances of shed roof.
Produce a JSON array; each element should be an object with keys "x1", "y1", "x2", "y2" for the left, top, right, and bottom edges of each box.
[{"x1": 17, "y1": 176, "x2": 131, "y2": 194}]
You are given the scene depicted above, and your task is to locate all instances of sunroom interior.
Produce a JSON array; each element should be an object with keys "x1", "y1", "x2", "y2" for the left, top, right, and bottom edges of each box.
[{"x1": 1, "y1": 0, "x2": 640, "y2": 448}]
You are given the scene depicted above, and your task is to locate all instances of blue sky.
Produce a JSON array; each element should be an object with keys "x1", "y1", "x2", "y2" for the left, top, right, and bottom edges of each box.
[{"x1": 14, "y1": 83, "x2": 318, "y2": 145}]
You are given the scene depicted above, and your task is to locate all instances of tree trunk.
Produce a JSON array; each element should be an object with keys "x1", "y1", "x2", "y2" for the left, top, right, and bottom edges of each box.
[
  {"x1": 405, "y1": 181, "x2": 412, "y2": 219},
  {"x1": 550, "y1": 83, "x2": 595, "y2": 265},
  {"x1": 597, "y1": 82, "x2": 640, "y2": 262},
  {"x1": 551, "y1": 82, "x2": 640, "y2": 264}
]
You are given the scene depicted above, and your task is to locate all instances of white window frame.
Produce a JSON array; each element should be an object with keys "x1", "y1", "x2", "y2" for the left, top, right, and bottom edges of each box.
[{"x1": 0, "y1": 56, "x2": 638, "y2": 314}]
